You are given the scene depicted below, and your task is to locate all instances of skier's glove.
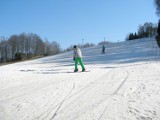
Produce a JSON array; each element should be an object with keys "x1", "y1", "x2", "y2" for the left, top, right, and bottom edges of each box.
[{"x1": 73, "y1": 57, "x2": 75, "y2": 61}]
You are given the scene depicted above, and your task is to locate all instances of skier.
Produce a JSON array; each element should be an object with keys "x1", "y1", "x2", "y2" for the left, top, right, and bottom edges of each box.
[
  {"x1": 73, "y1": 45, "x2": 85, "y2": 72},
  {"x1": 102, "y1": 45, "x2": 105, "y2": 54}
]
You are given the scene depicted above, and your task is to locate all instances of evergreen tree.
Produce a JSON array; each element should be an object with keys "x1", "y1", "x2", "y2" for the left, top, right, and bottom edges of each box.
[
  {"x1": 157, "y1": 20, "x2": 160, "y2": 36},
  {"x1": 155, "y1": 0, "x2": 160, "y2": 16},
  {"x1": 156, "y1": 20, "x2": 160, "y2": 47}
]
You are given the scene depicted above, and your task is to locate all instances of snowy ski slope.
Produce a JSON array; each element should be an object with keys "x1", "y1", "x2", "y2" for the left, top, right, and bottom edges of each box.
[{"x1": 0, "y1": 38, "x2": 160, "y2": 120}]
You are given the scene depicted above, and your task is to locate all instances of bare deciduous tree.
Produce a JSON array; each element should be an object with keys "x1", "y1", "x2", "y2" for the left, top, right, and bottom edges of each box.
[
  {"x1": 0, "y1": 37, "x2": 9, "y2": 62},
  {"x1": 8, "y1": 35, "x2": 18, "y2": 60}
]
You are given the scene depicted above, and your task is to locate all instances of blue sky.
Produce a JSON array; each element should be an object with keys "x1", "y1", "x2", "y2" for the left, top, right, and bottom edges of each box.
[{"x1": 0, "y1": 0, "x2": 158, "y2": 49}]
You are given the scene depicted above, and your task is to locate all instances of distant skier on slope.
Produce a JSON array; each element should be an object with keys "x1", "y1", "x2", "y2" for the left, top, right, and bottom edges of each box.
[
  {"x1": 102, "y1": 45, "x2": 105, "y2": 54},
  {"x1": 73, "y1": 45, "x2": 86, "y2": 72}
]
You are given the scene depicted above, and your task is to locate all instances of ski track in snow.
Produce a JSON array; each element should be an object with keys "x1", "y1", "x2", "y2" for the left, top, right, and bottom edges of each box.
[{"x1": 0, "y1": 38, "x2": 160, "y2": 120}]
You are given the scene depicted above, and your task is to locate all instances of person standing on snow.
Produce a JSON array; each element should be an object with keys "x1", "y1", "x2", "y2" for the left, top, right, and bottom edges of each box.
[
  {"x1": 73, "y1": 45, "x2": 85, "y2": 72},
  {"x1": 102, "y1": 45, "x2": 105, "y2": 54}
]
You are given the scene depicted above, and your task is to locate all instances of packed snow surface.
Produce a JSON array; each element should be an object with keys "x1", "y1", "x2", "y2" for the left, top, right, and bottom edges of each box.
[{"x1": 0, "y1": 38, "x2": 160, "y2": 120}]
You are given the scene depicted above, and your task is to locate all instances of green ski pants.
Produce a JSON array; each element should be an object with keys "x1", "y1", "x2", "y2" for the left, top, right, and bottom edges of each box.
[{"x1": 75, "y1": 57, "x2": 85, "y2": 70}]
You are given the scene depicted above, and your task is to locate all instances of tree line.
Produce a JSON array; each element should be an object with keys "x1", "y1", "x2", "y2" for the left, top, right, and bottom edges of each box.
[
  {"x1": 126, "y1": 22, "x2": 158, "y2": 41},
  {"x1": 64, "y1": 43, "x2": 95, "y2": 52},
  {"x1": 0, "y1": 33, "x2": 61, "y2": 63}
]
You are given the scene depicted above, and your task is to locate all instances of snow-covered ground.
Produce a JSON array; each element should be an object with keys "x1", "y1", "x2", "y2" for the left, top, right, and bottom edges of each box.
[{"x1": 0, "y1": 38, "x2": 160, "y2": 120}]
